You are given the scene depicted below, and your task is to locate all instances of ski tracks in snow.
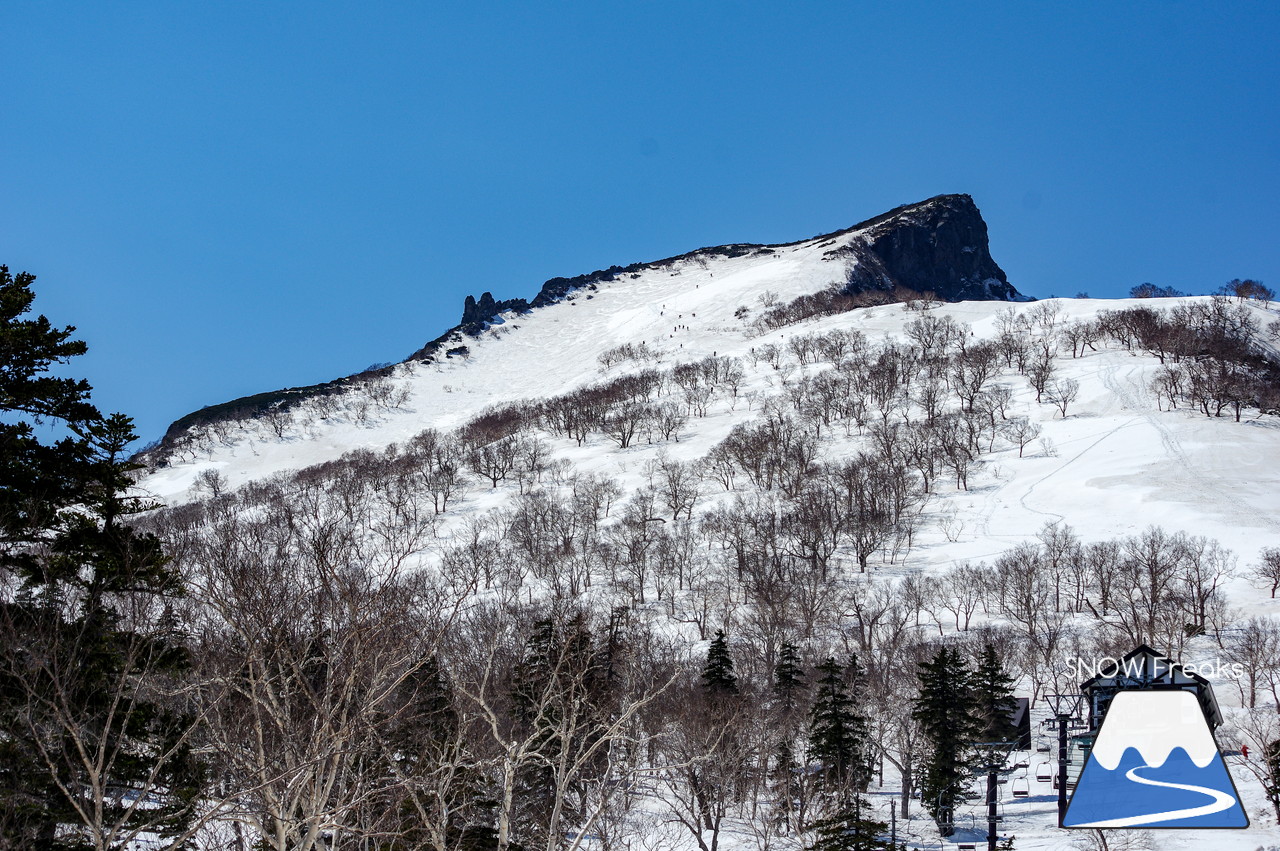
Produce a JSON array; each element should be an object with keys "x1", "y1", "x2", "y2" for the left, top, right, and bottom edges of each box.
[{"x1": 1100, "y1": 357, "x2": 1280, "y2": 534}]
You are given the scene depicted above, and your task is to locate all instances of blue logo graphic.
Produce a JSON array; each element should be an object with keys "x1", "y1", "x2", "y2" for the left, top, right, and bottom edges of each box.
[{"x1": 1063, "y1": 690, "x2": 1248, "y2": 829}]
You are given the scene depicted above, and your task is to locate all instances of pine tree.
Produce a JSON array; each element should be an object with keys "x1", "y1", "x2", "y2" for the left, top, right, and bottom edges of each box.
[
  {"x1": 773, "y1": 640, "x2": 807, "y2": 714},
  {"x1": 912, "y1": 646, "x2": 981, "y2": 836},
  {"x1": 0, "y1": 267, "x2": 204, "y2": 848},
  {"x1": 808, "y1": 658, "x2": 871, "y2": 794},
  {"x1": 771, "y1": 737, "x2": 801, "y2": 833},
  {"x1": 971, "y1": 643, "x2": 1019, "y2": 743},
  {"x1": 394, "y1": 653, "x2": 462, "y2": 770},
  {"x1": 771, "y1": 640, "x2": 808, "y2": 832},
  {"x1": 509, "y1": 618, "x2": 564, "y2": 848},
  {"x1": 805, "y1": 797, "x2": 892, "y2": 851},
  {"x1": 508, "y1": 613, "x2": 605, "y2": 849},
  {"x1": 702, "y1": 629, "x2": 739, "y2": 699}
]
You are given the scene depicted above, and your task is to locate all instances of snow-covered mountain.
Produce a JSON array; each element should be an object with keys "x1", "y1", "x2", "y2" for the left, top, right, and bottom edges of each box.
[
  {"x1": 136, "y1": 194, "x2": 1280, "y2": 850},
  {"x1": 141, "y1": 193, "x2": 1280, "y2": 559},
  {"x1": 145, "y1": 193, "x2": 1019, "y2": 489}
]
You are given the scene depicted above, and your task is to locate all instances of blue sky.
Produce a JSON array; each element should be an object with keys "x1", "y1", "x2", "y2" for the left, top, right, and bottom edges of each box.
[{"x1": 2, "y1": 2, "x2": 1277, "y2": 443}]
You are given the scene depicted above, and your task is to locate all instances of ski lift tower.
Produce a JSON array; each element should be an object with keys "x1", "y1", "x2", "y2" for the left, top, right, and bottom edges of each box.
[
  {"x1": 971, "y1": 740, "x2": 1018, "y2": 851},
  {"x1": 1045, "y1": 692, "x2": 1084, "y2": 828}
]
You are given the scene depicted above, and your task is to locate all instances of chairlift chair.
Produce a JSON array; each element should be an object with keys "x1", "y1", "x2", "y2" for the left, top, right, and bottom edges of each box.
[
  {"x1": 1011, "y1": 776, "x2": 1030, "y2": 798},
  {"x1": 1034, "y1": 762, "x2": 1053, "y2": 782}
]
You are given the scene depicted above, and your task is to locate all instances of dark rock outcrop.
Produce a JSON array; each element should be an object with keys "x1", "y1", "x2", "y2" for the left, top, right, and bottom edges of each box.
[
  {"x1": 831, "y1": 194, "x2": 1018, "y2": 301},
  {"x1": 459, "y1": 292, "x2": 530, "y2": 334}
]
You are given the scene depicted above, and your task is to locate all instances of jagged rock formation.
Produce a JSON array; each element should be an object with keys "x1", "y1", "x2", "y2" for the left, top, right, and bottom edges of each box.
[
  {"x1": 835, "y1": 194, "x2": 1017, "y2": 301},
  {"x1": 460, "y1": 292, "x2": 530, "y2": 332}
]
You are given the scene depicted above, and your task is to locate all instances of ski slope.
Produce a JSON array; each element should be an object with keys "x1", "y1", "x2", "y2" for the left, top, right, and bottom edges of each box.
[{"x1": 139, "y1": 238, "x2": 1280, "y2": 849}]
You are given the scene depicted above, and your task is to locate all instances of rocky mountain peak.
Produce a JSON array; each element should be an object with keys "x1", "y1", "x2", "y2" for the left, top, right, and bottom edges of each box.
[{"x1": 834, "y1": 193, "x2": 1018, "y2": 301}]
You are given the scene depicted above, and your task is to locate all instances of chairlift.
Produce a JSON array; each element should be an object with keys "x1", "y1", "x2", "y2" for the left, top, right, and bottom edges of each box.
[
  {"x1": 1035, "y1": 741, "x2": 1050, "y2": 753},
  {"x1": 1035, "y1": 762, "x2": 1053, "y2": 782},
  {"x1": 1011, "y1": 776, "x2": 1030, "y2": 798}
]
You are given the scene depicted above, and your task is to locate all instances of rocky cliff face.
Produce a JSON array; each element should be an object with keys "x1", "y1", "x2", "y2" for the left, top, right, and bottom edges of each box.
[{"x1": 833, "y1": 193, "x2": 1018, "y2": 301}]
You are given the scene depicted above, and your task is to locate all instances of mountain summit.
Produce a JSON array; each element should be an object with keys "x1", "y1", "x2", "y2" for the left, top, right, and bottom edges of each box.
[
  {"x1": 157, "y1": 194, "x2": 1018, "y2": 448},
  {"x1": 422, "y1": 193, "x2": 1017, "y2": 359},
  {"x1": 836, "y1": 193, "x2": 1016, "y2": 302}
]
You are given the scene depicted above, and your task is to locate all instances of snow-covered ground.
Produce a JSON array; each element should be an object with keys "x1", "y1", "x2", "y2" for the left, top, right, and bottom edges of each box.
[{"x1": 140, "y1": 233, "x2": 1280, "y2": 849}]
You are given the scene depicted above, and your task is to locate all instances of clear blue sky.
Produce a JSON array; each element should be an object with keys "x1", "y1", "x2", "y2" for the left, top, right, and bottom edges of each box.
[{"x1": 2, "y1": 2, "x2": 1277, "y2": 443}]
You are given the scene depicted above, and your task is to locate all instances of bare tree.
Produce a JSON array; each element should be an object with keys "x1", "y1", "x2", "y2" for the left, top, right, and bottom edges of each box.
[
  {"x1": 468, "y1": 435, "x2": 521, "y2": 487},
  {"x1": 196, "y1": 565, "x2": 451, "y2": 850},
  {"x1": 1026, "y1": 349, "x2": 1055, "y2": 403},
  {"x1": 1229, "y1": 618, "x2": 1280, "y2": 709},
  {"x1": 454, "y1": 609, "x2": 676, "y2": 851},
  {"x1": 260, "y1": 404, "x2": 293, "y2": 439},
  {"x1": 938, "y1": 562, "x2": 987, "y2": 631},
  {"x1": 1101, "y1": 527, "x2": 1195, "y2": 656},
  {"x1": 949, "y1": 341, "x2": 999, "y2": 412},
  {"x1": 1224, "y1": 707, "x2": 1280, "y2": 824},
  {"x1": 1176, "y1": 536, "x2": 1235, "y2": 637},
  {"x1": 1249, "y1": 546, "x2": 1280, "y2": 598},
  {"x1": 1001, "y1": 415, "x2": 1041, "y2": 458},
  {"x1": 652, "y1": 682, "x2": 751, "y2": 851},
  {"x1": 646, "y1": 454, "x2": 704, "y2": 522},
  {"x1": 1045, "y1": 377, "x2": 1080, "y2": 417}
]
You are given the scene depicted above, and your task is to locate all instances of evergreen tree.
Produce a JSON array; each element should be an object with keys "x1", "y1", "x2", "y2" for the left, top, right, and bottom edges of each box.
[
  {"x1": 971, "y1": 643, "x2": 1019, "y2": 743},
  {"x1": 912, "y1": 646, "x2": 981, "y2": 836},
  {"x1": 773, "y1": 640, "x2": 807, "y2": 714},
  {"x1": 808, "y1": 658, "x2": 871, "y2": 794},
  {"x1": 0, "y1": 267, "x2": 203, "y2": 848},
  {"x1": 701, "y1": 629, "x2": 739, "y2": 699},
  {"x1": 509, "y1": 613, "x2": 604, "y2": 849},
  {"x1": 805, "y1": 797, "x2": 892, "y2": 851},
  {"x1": 770, "y1": 737, "x2": 801, "y2": 833},
  {"x1": 509, "y1": 618, "x2": 564, "y2": 848},
  {"x1": 804, "y1": 656, "x2": 886, "y2": 849},
  {"x1": 771, "y1": 640, "x2": 808, "y2": 832},
  {"x1": 391, "y1": 654, "x2": 501, "y2": 850}
]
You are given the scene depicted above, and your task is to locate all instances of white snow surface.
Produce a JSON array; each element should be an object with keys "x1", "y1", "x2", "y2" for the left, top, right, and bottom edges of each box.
[{"x1": 139, "y1": 234, "x2": 1280, "y2": 850}]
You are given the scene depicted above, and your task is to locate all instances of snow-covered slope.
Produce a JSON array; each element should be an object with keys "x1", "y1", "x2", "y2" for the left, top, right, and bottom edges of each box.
[
  {"x1": 137, "y1": 200, "x2": 1280, "y2": 850},
  {"x1": 143, "y1": 293, "x2": 1280, "y2": 559}
]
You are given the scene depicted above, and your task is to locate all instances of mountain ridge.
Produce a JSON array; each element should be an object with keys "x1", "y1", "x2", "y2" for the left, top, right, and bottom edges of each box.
[{"x1": 159, "y1": 194, "x2": 1017, "y2": 445}]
